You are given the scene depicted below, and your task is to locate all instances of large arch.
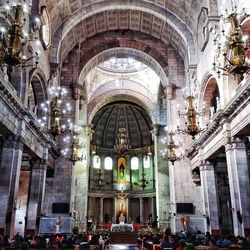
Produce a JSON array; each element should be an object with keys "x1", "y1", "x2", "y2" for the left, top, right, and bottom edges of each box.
[
  {"x1": 79, "y1": 47, "x2": 168, "y2": 88},
  {"x1": 50, "y1": 5, "x2": 197, "y2": 66},
  {"x1": 88, "y1": 88, "x2": 158, "y2": 124}
]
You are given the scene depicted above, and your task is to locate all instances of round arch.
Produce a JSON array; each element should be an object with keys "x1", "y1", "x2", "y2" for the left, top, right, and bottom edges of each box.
[
  {"x1": 88, "y1": 91, "x2": 158, "y2": 125},
  {"x1": 51, "y1": 5, "x2": 196, "y2": 66},
  {"x1": 29, "y1": 69, "x2": 48, "y2": 115},
  {"x1": 79, "y1": 47, "x2": 168, "y2": 88},
  {"x1": 200, "y1": 73, "x2": 221, "y2": 120}
]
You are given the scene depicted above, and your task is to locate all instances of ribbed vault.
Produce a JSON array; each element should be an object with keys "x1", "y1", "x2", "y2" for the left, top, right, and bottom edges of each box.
[{"x1": 92, "y1": 101, "x2": 153, "y2": 149}]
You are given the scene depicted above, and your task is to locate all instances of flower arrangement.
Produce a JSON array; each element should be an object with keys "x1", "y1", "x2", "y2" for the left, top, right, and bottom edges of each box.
[{"x1": 111, "y1": 225, "x2": 133, "y2": 232}]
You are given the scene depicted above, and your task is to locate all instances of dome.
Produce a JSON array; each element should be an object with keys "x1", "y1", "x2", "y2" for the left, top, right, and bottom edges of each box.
[{"x1": 92, "y1": 102, "x2": 153, "y2": 149}]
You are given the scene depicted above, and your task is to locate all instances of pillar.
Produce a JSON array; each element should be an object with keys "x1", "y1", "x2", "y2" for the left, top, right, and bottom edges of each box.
[
  {"x1": 151, "y1": 197, "x2": 155, "y2": 220},
  {"x1": 225, "y1": 137, "x2": 250, "y2": 236},
  {"x1": 26, "y1": 158, "x2": 47, "y2": 235},
  {"x1": 99, "y1": 197, "x2": 103, "y2": 224},
  {"x1": 140, "y1": 198, "x2": 144, "y2": 224},
  {"x1": 0, "y1": 135, "x2": 23, "y2": 236},
  {"x1": 199, "y1": 161, "x2": 219, "y2": 234},
  {"x1": 152, "y1": 124, "x2": 170, "y2": 228}
]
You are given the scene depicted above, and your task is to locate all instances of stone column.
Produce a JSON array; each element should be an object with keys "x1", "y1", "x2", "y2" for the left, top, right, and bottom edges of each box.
[
  {"x1": 152, "y1": 124, "x2": 170, "y2": 228},
  {"x1": 99, "y1": 197, "x2": 103, "y2": 224},
  {"x1": 26, "y1": 159, "x2": 47, "y2": 235},
  {"x1": 126, "y1": 198, "x2": 129, "y2": 223},
  {"x1": 225, "y1": 137, "x2": 250, "y2": 236},
  {"x1": 199, "y1": 161, "x2": 219, "y2": 234},
  {"x1": 140, "y1": 198, "x2": 144, "y2": 224},
  {"x1": 0, "y1": 135, "x2": 23, "y2": 236},
  {"x1": 151, "y1": 197, "x2": 155, "y2": 220}
]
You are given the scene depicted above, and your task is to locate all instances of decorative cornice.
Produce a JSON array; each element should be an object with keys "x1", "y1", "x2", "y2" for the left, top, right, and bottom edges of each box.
[
  {"x1": 187, "y1": 79, "x2": 250, "y2": 159},
  {"x1": 0, "y1": 74, "x2": 56, "y2": 151}
]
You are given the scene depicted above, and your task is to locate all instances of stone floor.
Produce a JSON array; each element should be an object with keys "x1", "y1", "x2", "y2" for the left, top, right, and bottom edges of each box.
[{"x1": 107, "y1": 244, "x2": 139, "y2": 250}]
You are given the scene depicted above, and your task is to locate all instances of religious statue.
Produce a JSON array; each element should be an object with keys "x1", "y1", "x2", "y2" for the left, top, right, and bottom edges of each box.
[
  {"x1": 180, "y1": 216, "x2": 190, "y2": 232},
  {"x1": 55, "y1": 216, "x2": 62, "y2": 233},
  {"x1": 119, "y1": 213, "x2": 125, "y2": 224}
]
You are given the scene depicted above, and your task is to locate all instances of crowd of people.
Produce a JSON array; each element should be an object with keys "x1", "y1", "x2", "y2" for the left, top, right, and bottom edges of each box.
[
  {"x1": 0, "y1": 231, "x2": 109, "y2": 250},
  {"x1": 138, "y1": 228, "x2": 250, "y2": 249},
  {"x1": 1, "y1": 228, "x2": 250, "y2": 250}
]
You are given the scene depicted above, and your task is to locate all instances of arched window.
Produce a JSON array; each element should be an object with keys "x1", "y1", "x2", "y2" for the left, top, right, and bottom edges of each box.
[
  {"x1": 104, "y1": 157, "x2": 113, "y2": 170},
  {"x1": 143, "y1": 156, "x2": 151, "y2": 169},
  {"x1": 93, "y1": 155, "x2": 101, "y2": 169},
  {"x1": 131, "y1": 157, "x2": 139, "y2": 170}
]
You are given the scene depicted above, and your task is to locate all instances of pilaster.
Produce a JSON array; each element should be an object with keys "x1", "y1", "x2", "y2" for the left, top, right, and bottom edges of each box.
[
  {"x1": 225, "y1": 137, "x2": 250, "y2": 236},
  {"x1": 199, "y1": 161, "x2": 219, "y2": 234},
  {"x1": 0, "y1": 135, "x2": 23, "y2": 236},
  {"x1": 26, "y1": 158, "x2": 47, "y2": 235}
]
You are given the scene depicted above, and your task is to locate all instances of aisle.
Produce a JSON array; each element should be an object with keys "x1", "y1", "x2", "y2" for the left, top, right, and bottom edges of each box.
[{"x1": 107, "y1": 244, "x2": 139, "y2": 249}]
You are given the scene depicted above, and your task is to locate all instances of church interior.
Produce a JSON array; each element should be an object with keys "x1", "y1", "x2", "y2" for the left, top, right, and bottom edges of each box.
[{"x1": 0, "y1": 0, "x2": 250, "y2": 249}]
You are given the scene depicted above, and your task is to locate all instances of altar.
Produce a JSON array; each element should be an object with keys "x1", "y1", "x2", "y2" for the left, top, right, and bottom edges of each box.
[{"x1": 111, "y1": 223, "x2": 133, "y2": 232}]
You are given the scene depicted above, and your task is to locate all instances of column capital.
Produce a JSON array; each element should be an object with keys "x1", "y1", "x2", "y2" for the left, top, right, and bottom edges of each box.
[
  {"x1": 225, "y1": 137, "x2": 246, "y2": 151},
  {"x1": 164, "y1": 84, "x2": 177, "y2": 100},
  {"x1": 150, "y1": 124, "x2": 161, "y2": 136},
  {"x1": 2, "y1": 135, "x2": 24, "y2": 150},
  {"x1": 71, "y1": 83, "x2": 84, "y2": 100},
  {"x1": 199, "y1": 161, "x2": 214, "y2": 171},
  {"x1": 30, "y1": 158, "x2": 47, "y2": 170}
]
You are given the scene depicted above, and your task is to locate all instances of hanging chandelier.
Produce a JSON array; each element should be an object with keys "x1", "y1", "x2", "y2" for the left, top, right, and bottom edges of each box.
[
  {"x1": 61, "y1": 124, "x2": 85, "y2": 165},
  {"x1": 213, "y1": 7, "x2": 250, "y2": 78},
  {"x1": 39, "y1": 86, "x2": 71, "y2": 138},
  {"x1": 177, "y1": 86, "x2": 206, "y2": 139},
  {"x1": 0, "y1": 0, "x2": 40, "y2": 68},
  {"x1": 161, "y1": 130, "x2": 183, "y2": 165},
  {"x1": 114, "y1": 127, "x2": 130, "y2": 155}
]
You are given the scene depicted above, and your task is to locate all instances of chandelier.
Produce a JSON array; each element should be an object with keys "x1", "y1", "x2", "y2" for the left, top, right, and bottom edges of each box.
[
  {"x1": 177, "y1": 86, "x2": 206, "y2": 139},
  {"x1": 114, "y1": 128, "x2": 130, "y2": 155},
  {"x1": 0, "y1": 0, "x2": 40, "y2": 68},
  {"x1": 61, "y1": 124, "x2": 84, "y2": 165},
  {"x1": 213, "y1": 7, "x2": 249, "y2": 78},
  {"x1": 39, "y1": 86, "x2": 71, "y2": 138},
  {"x1": 161, "y1": 130, "x2": 182, "y2": 165},
  {"x1": 138, "y1": 173, "x2": 149, "y2": 190}
]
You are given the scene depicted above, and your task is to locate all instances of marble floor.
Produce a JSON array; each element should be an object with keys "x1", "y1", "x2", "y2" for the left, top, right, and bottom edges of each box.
[{"x1": 106, "y1": 244, "x2": 139, "y2": 250}]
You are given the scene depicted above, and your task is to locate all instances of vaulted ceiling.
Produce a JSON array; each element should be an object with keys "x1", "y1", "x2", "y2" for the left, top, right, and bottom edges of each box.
[{"x1": 44, "y1": 0, "x2": 219, "y2": 66}]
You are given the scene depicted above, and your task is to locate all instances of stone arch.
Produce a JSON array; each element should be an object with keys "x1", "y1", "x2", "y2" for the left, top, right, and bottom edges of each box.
[
  {"x1": 241, "y1": 18, "x2": 250, "y2": 61},
  {"x1": 51, "y1": 5, "x2": 196, "y2": 66},
  {"x1": 200, "y1": 73, "x2": 221, "y2": 121},
  {"x1": 29, "y1": 69, "x2": 48, "y2": 116},
  {"x1": 79, "y1": 47, "x2": 168, "y2": 89},
  {"x1": 88, "y1": 87, "x2": 158, "y2": 124}
]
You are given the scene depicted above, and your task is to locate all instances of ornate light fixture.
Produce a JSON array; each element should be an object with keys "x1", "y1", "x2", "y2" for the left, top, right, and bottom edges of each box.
[
  {"x1": 114, "y1": 127, "x2": 130, "y2": 155},
  {"x1": 213, "y1": 7, "x2": 249, "y2": 78},
  {"x1": 177, "y1": 86, "x2": 206, "y2": 139},
  {"x1": 0, "y1": 0, "x2": 40, "y2": 68},
  {"x1": 138, "y1": 173, "x2": 149, "y2": 190},
  {"x1": 61, "y1": 124, "x2": 84, "y2": 165},
  {"x1": 161, "y1": 130, "x2": 183, "y2": 165},
  {"x1": 39, "y1": 86, "x2": 71, "y2": 138}
]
